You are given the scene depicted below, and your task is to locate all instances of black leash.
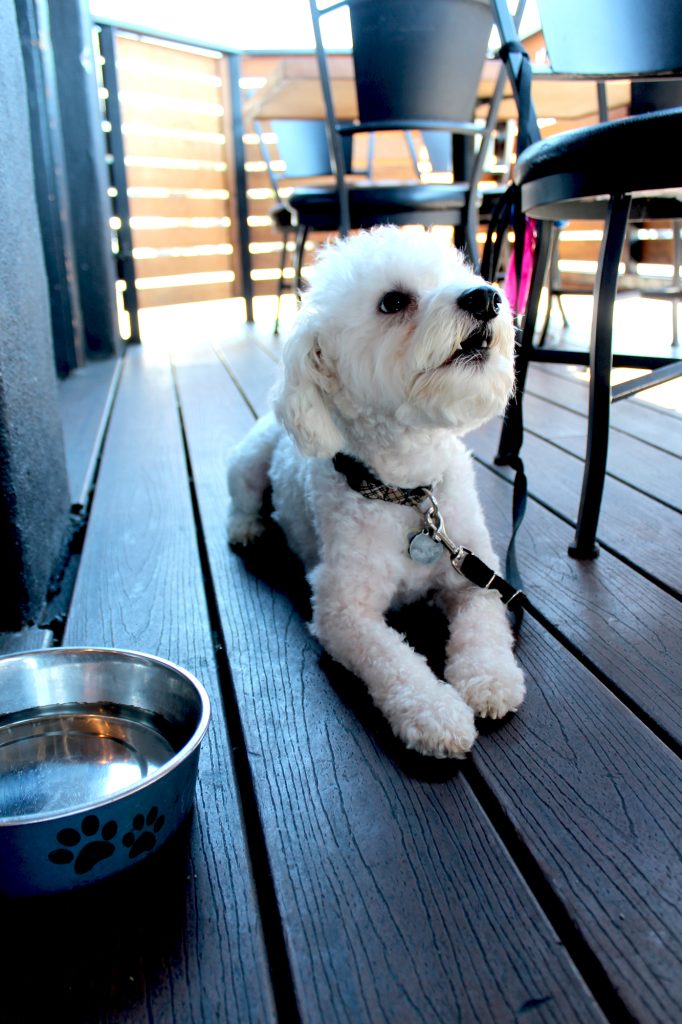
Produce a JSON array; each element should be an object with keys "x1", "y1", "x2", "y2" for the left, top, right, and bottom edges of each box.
[
  {"x1": 332, "y1": 453, "x2": 526, "y2": 619},
  {"x1": 479, "y1": 39, "x2": 538, "y2": 629}
]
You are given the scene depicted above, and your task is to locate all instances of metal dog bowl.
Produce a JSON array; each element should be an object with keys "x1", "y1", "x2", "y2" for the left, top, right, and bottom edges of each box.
[{"x1": 0, "y1": 648, "x2": 210, "y2": 897}]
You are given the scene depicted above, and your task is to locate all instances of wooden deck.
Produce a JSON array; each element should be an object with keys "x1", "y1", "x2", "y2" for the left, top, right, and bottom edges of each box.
[{"x1": 2, "y1": 318, "x2": 681, "y2": 1023}]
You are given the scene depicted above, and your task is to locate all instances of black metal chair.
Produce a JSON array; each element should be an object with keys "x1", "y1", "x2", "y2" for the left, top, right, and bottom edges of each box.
[
  {"x1": 257, "y1": 119, "x2": 363, "y2": 333},
  {"x1": 290, "y1": 0, "x2": 507, "y2": 274},
  {"x1": 490, "y1": 0, "x2": 682, "y2": 558},
  {"x1": 406, "y1": 126, "x2": 511, "y2": 263},
  {"x1": 539, "y1": 80, "x2": 682, "y2": 349}
]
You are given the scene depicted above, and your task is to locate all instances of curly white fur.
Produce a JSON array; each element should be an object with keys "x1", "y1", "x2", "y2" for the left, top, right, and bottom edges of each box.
[{"x1": 228, "y1": 227, "x2": 525, "y2": 758}]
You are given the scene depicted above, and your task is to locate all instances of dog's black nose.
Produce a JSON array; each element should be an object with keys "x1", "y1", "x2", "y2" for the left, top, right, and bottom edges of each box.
[{"x1": 457, "y1": 286, "x2": 502, "y2": 321}]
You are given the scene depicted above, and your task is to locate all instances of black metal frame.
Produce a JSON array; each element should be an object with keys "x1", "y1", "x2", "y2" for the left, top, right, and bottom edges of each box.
[
  {"x1": 98, "y1": 25, "x2": 141, "y2": 345},
  {"x1": 225, "y1": 53, "x2": 255, "y2": 323},
  {"x1": 489, "y1": 0, "x2": 682, "y2": 559}
]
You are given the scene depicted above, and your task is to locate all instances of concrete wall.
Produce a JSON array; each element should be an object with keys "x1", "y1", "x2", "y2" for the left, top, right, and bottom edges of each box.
[{"x1": 0, "y1": 0, "x2": 70, "y2": 630}]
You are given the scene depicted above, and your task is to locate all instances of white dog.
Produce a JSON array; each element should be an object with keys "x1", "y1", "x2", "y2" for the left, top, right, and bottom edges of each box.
[{"x1": 228, "y1": 227, "x2": 525, "y2": 758}]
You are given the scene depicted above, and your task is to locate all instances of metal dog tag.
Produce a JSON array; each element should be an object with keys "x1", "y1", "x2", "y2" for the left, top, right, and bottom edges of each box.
[{"x1": 408, "y1": 530, "x2": 443, "y2": 564}]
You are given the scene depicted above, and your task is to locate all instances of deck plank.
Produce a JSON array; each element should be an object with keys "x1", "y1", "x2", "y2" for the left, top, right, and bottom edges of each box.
[
  {"x1": 173, "y1": 342, "x2": 606, "y2": 1024},
  {"x1": 526, "y1": 364, "x2": 682, "y2": 458},
  {"x1": 469, "y1": 418, "x2": 682, "y2": 595},
  {"x1": 0, "y1": 347, "x2": 276, "y2": 1024},
  {"x1": 473, "y1": 462, "x2": 682, "y2": 749},
  {"x1": 521, "y1": 391, "x2": 682, "y2": 509},
  {"x1": 471, "y1": 615, "x2": 682, "y2": 1024},
  {"x1": 214, "y1": 336, "x2": 281, "y2": 416},
  {"x1": 57, "y1": 356, "x2": 121, "y2": 510}
]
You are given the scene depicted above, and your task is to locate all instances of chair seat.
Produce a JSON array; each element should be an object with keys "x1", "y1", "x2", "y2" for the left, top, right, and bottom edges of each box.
[
  {"x1": 515, "y1": 107, "x2": 682, "y2": 219},
  {"x1": 286, "y1": 182, "x2": 470, "y2": 229}
]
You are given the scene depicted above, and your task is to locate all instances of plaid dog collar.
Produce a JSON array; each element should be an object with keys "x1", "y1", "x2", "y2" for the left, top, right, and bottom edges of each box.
[
  {"x1": 332, "y1": 451, "x2": 525, "y2": 617},
  {"x1": 332, "y1": 453, "x2": 433, "y2": 509}
]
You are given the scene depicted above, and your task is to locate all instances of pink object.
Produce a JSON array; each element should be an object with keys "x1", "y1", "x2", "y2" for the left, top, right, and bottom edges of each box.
[{"x1": 504, "y1": 217, "x2": 538, "y2": 315}]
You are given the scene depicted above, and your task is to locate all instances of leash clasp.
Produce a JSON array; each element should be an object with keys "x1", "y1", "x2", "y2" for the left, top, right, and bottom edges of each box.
[
  {"x1": 424, "y1": 499, "x2": 465, "y2": 566},
  {"x1": 450, "y1": 545, "x2": 470, "y2": 573}
]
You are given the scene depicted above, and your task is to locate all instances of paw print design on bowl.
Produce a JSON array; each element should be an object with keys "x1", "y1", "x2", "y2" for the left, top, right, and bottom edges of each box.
[
  {"x1": 122, "y1": 806, "x2": 165, "y2": 859},
  {"x1": 48, "y1": 815, "x2": 118, "y2": 875}
]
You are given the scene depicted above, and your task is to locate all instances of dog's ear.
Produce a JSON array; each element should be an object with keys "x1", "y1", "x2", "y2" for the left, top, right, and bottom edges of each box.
[{"x1": 272, "y1": 314, "x2": 344, "y2": 458}]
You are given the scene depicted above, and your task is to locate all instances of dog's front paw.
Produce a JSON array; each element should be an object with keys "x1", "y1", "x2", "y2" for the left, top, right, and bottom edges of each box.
[
  {"x1": 227, "y1": 511, "x2": 265, "y2": 547},
  {"x1": 447, "y1": 656, "x2": 526, "y2": 720},
  {"x1": 393, "y1": 687, "x2": 477, "y2": 759}
]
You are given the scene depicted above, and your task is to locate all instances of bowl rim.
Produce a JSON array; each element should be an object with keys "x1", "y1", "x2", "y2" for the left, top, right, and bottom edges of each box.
[{"x1": 0, "y1": 646, "x2": 211, "y2": 828}]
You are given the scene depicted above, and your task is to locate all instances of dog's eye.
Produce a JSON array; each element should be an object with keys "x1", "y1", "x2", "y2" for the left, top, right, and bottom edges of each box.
[{"x1": 378, "y1": 290, "x2": 411, "y2": 315}]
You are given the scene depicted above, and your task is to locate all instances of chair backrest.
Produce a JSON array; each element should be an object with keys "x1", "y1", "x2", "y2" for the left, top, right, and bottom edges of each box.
[
  {"x1": 419, "y1": 130, "x2": 454, "y2": 174},
  {"x1": 266, "y1": 120, "x2": 333, "y2": 181},
  {"x1": 309, "y1": 0, "x2": 504, "y2": 238},
  {"x1": 490, "y1": 0, "x2": 682, "y2": 156},
  {"x1": 257, "y1": 119, "x2": 355, "y2": 195},
  {"x1": 630, "y1": 80, "x2": 682, "y2": 114},
  {"x1": 535, "y1": 0, "x2": 682, "y2": 77},
  {"x1": 347, "y1": 0, "x2": 492, "y2": 127},
  {"x1": 310, "y1": 0, "x2": 494, "y2": 133}
]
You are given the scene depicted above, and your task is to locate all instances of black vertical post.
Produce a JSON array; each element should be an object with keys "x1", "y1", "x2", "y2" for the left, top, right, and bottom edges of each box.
[
  {"x1": 596, "y1": 82, "x2": 609, "y2": 123},
  {"x1": 98, "y1": 25, "x2": 141, "y2": 344},
  {"x1": 225, "y1": 52, "x2": 254, "y2": 323},
  {"x1": 49, "y1": 0, "x2": 121, "y2": 359},
  {"x1": 14, "y1": 0, "x2": 85, "y2": 375}
]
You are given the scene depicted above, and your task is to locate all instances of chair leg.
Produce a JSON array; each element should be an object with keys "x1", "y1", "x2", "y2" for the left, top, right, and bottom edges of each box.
[
  {"x1": 274, "y1": 227, "x2": 290, "y2": 337},
  {"x1": 672, "y1": 218, "x2": 680, "y2": 349},
  {"x1": 496, "y1": 219, "x2": 553, "y2": 466},
  {"x1": 556, "y1": 294, "x2": 570, "y2": 328},
  {"x1": 569, "y1": 193, "x2": 632, "y2": 559},
  {"x1": 537, "y1": 225, "x2": 559, "y2": 347},
  {"x1": 293, "y1": 224, "x2": 309, "y2": 303}
]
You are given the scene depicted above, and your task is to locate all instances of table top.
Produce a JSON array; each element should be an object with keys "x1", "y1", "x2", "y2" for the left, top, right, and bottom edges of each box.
[{"x1": 243, "y1": 54, "x2": 632, "y2": 124}]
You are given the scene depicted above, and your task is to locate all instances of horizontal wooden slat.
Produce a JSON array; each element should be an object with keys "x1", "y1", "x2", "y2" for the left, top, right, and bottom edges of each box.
[
  {"x1": 122, "y1": 133, "x2": 226, "y2": 162},
  {"x1": 135, "y1": 252, "x2": 232, "y2": 278},
  {"x1": 636, "y1": 239, "x2": 677, "y2": 263},
  {"x1": 556, "y1": 239, "x2": 602, "y2": 261},
  {"x1": 117, "y1": 66, "x2": 223, "y2": 103},
  {"x1": 119, "y1": 101, "x2": 223, "y2": 135},
  {"x1": 128, "y1": 195, "x2": 229, "y2": 219},
  {"x1": 137, "y1": 280, "x2": 234, "y2": 307},
  {"x1": 251, "y1": 279, "x2": 285, "y2": 297},
  {"x1": 115, "y1": 36, "x2": 221, "y2": 77},
  {"x1": 245, "y1": 224, "x2": 286, "y2": 243},
  {"x1": 125, "y1": 164, "x2": 229, "y2": 191},
  {"x1": 130, "y1": 226, "x2": 230, "y2": 249},
  {"x1": 248, "y1": 251, "x2": 290, "y2": 273}
]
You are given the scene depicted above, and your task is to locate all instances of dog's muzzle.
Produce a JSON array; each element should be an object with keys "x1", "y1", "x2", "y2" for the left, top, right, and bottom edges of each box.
[
  {"x1": 438, "y1": 286, "x2": 501, "y2": 367},
  {"x1": 457, "y1": 285, "x2": 501, "y2": 322}
]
